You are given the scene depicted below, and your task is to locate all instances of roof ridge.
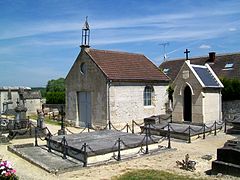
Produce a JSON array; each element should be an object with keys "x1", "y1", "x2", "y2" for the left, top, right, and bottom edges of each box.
[
  {"x1": 88, "y1": 48, "x2": 145, "y2": 56},
  {"x1": 165, "y1": 51, "x2": 240, "y2": 62}
]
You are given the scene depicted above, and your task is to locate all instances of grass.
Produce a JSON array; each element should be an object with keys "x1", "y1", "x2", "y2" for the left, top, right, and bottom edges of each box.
[
  {"x1": 29, "y1": 115, "x2": 61, "y2": 126},
  {"x1": 113, "y1": 169, "x2": 206, "y2": 180}
]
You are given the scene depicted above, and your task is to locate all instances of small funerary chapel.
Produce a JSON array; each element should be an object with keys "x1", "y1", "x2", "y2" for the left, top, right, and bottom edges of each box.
[
  {"x1": 65, "y1": 19, "x2": 170, "y2": 127},
  {"x1": 171, "y1": 49, "x2": 224, "y2": 125}
]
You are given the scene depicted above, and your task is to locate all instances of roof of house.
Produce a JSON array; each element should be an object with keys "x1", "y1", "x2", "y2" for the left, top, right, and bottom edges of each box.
[
  {"x1": 23, "y1": 91, "x2": 42, "y2": 99},
  {"x1": 85, "y1": 48, "x2": 170, "y2": 83},
  {"x1": 190, "y1": 64, "x2": 223, "y2": 88},
  {"x1": 160, "y1": 52, "x2": 240, "y2": 81}
]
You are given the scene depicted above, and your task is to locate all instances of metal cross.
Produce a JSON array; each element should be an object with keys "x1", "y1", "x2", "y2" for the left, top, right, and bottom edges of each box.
[{"x1": 184, "y1": 49, "x2": 190, "y2": 60}]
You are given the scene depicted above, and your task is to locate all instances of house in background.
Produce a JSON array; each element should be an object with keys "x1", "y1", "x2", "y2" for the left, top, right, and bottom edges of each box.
[
  {"x1": 0, "y1": 86, "x2": 42, "y2": 116},
  {"x1": 23, "y1": 91, "x2": 42, "y2": 115},
  {"x1": 160, "y1": 52, "x2": 240, "y2": 81},
  {"x1": 171, "y1": 60, "x2": 223, "y2": 125},
  {"x1": 65, "y1": 19, "x2": 170, "y2": 127}
]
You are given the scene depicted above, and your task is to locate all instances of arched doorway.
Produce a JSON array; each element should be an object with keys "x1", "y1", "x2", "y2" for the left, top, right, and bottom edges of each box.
[{"x1": 183, "y1": 85, "x2": 192, "y2": 122}]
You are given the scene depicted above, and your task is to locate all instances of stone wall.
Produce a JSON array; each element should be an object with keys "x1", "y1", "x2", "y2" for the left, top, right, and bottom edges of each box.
[
  {"x1": 25, "y1": 99, "x2": 42, "y2": 115},
  {"x1": 65, "y1": 49, "x2": 108, "y2": 127},
  {"x1": 222, "y1": 100, "x2": 240, "y2": 114},
  {"x1": 109, "y1": 83, "x2": 168, "y2": 125}
]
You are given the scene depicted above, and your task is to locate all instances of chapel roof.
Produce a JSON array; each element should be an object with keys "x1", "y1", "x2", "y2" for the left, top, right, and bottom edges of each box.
[
  {"x1": 191, "y1": 64, "x2": 223, "y2": 88},
  {"x1": 160, "y1": 52, "x2": 240, "y2": 81},
  {"x1": 86, "y1": 48, "x2": 170, "y2": 83}
]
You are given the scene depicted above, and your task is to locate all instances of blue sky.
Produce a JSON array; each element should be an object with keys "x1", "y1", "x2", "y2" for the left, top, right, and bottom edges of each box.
[{"x1": 0, "y1": 0, "x2": 240, "y2": 87}]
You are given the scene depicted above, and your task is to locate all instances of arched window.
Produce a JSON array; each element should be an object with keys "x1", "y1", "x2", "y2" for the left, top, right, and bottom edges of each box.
[{"x1": 144, "y1": 86, "x2": 154, "y2": 106}]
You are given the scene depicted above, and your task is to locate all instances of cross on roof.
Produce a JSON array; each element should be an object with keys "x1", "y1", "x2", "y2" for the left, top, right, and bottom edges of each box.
[{"x1": 184, "y1": 49, "x2": 190, "y2": 60}]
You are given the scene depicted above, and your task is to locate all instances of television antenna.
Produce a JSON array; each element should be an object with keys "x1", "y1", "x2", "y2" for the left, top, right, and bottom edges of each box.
[{"x1": 159, "y1": 42, "x2": 169, "y2": 61}]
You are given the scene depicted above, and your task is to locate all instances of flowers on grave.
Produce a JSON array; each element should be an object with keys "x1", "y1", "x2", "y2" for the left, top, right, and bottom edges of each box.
[{"x1": 0, "y1": 159, "x2": 18, "y2": 180}]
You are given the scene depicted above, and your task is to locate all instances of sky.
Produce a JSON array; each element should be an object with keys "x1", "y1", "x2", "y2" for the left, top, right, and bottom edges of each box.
[{"x1": 0, "y1": 0, "x2": 240, "y2": 87}]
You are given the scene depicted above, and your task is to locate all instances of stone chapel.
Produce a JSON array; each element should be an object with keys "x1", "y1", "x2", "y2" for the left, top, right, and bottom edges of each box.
[
  {"x1": 171, "y1": 58, "x2": 224, "y2": 125},
  {"x1": 65, "y1": 19, "x2": 170, "y2": 127}
]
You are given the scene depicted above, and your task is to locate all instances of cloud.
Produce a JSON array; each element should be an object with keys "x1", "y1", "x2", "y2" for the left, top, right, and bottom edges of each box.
[
  {"x1": 199, "y1": 44, "x2": 211, "y2": 49},
  {"x1": 229, "y1": 27, "x2": 237, "y2": 32}
]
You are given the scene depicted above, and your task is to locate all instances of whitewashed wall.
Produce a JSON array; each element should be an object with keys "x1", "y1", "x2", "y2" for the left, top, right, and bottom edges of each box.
[
  {"x1": 109, "y1": 84, "x2": 168, "y2": 125},
  {"x1": 203, "y1": 91, "x2": 222, "y2": 124}
]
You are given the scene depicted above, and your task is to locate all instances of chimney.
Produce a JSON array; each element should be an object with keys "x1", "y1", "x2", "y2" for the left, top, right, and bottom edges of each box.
[{"x1": 208, "y1": 52, "x2": 216, "y2": 63}]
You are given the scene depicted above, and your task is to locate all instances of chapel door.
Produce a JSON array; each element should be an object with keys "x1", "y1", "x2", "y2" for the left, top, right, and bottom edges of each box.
[
  {"x1": 183, "y1": 85, "x2": 192, "y2": 122},
  {"x1": 78, "y1": 92, "x2": 91, "y2": 127}
]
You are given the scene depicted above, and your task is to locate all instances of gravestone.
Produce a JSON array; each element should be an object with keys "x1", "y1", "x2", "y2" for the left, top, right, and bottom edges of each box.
[
  {"x1": 37, "y1": 112, "x2": 45, "y2": 129},
  {"x1": 212, "y1": 138, "x2": 240, "y2": 177},
  {"x1": 226, "y1": 114, "x2": 240, "y2": 134}
]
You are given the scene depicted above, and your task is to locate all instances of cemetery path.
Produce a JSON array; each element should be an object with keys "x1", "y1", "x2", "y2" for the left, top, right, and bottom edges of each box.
[{"x1": 1, "y1": 124, "x2": 239, "y2": 180}]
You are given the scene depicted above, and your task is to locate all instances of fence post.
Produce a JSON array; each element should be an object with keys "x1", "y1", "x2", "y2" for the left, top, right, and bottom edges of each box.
[
  {"x1": 132, "y1": 120, "x2": 134, "y2": 134},
  {"x1": 34, "y1": 127, "x2": 38, "y2": 146},
  {"x1": 87, "y1": 123, "x2": 90, "y2": 132},
  {"x1": 145, "y1": 126, "x2": 149, "y2": 154},
  {"x1": 167, "y1": 123, "x2": 171, "y2": 149},
  {"x1": 117, "y1": 138, "x2": 121, "y2": 161},
  {"x1": 29, "y1": 123, "x2": 32, "y2": 136},
  {"x1": 224, "y1": 120, "x2": 227, "y2": 133},
  {"x1": 170, "y1": 114, "x2": 173, "y2": 123},
  {"x1": 47, "y1": 133, "x2": 52, "y2": 152},
  {"x1": 83, "y1": 143, "x2": 87, "y2": 167},
  {"x1": 126, "y1": 123, "x2": 129, "y2": 133},
  {"x1": 203, "y1": 124, "x2": 205, "y2": 139},
  {"x1": 214, "y1": 121, "x2": 217, "y2": 136},
  {"x1": 62, "y1": 136, "x2": 67, "y2": 159},
  {"x1": 188, "y1": 126, "x2": 191, "y2": 143}
]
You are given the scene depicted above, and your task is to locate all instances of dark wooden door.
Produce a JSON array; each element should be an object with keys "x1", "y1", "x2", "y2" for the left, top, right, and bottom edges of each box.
[{"x1": 184, "y1": 85, "x2": 192, "y2": 122}]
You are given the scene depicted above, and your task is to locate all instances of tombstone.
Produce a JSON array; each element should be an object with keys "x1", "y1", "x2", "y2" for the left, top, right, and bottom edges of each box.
[
  {"x1": 37, "y1": 111, "x2": 45, "y2": 129},
  {"x1": 227, "y1": 115, "x2": 240, "y2": 134},
  {"x1": 14, "y1": 100, "x2": 27, "y2": 122},
  {"x1": 212, "y1": 138, "x2": 240, "y2": 176}
]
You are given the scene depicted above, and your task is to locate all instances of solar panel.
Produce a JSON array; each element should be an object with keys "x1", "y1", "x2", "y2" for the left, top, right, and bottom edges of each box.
[{"x1": 192, "y1": 66, "x2": 220, "y2": 87}]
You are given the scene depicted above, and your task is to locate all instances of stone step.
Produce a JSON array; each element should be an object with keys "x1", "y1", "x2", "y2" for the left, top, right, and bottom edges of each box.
[{"x1": 212, "y1": 160, "x2": 240, "y2": 177}]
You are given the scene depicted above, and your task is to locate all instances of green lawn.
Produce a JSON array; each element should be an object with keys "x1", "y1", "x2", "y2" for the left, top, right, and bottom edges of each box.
[
  {"x1": 113, "y1": 169, "x2": 206, "y2": 180},
  {"x1": 29, "y1": 115, "x2": 61, "y2": 126}
]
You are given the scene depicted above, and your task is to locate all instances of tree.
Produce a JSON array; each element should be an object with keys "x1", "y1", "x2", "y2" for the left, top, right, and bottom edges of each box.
[
  {"x1": 46, "y1": 78, "x2": 65, "y2": 92},
  {"x1": 46, "y1": 78, "x2": 65, "y2": 104},
  {"x1": 220, "y1": 77, "x2": 240, "y2": 101}
]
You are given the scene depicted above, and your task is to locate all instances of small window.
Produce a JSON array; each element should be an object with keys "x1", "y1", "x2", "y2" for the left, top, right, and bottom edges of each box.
[
  {"x1": 224, "y1": 63, "x2": 234, "y2": 69},
  {"x1": 80, "y1": 62, "x2": 87, "y2": 74},
  {"x1": 144, "y1": 86, "x2": 154, "y2": 106},
  {"x1": 163, "y1": 68, "x2": 170, "y2": 74}
]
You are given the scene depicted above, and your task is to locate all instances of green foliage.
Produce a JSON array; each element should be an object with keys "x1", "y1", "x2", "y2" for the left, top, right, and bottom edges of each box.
[
  {"x1": 45, "y1": 78, "x2": 65, "y2": 104},
  {"x1": 220, "y1": 77, "x2": 240, "y2": 101},
  {"x1": 46, "y1": 92, "x2": 65, "y2": 104},
  {"x1": 46, "y1": 78, "x2": 65, "y2": 92},
  {"x1": 29, "y1": 115, "x2": 61, "y2": 126},
  {"x1": 113, "y1": 169, "x2": 206, "y2": 180},
  {"x1": 167, "y1": 85, "x2": 174, "y2": 101}
]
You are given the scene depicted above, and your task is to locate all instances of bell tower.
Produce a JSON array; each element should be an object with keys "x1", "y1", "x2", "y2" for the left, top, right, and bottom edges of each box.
[{"x1": 81, "y1": 16, "x2": 90, "y2": 48}]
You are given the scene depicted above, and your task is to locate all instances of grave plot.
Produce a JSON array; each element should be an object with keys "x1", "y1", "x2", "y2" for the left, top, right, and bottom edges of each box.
[
  {"x1": 9, "y1": 128, "x2": 170, "y2": 173},
  {"x1": 46, "y1": 130, "x2": 162, "y2": 166},
  {"x1": 143, "y1": 121, "x2": 224, "y2": 143}
]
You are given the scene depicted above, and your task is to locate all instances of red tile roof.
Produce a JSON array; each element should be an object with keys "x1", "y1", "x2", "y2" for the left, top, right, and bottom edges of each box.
[
  {"x1": 86, "y1": 48, "x2": 170, "y2": 82},
  {"x1": 160, "y1": 52, "x2": 240, "y2": 81}
]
